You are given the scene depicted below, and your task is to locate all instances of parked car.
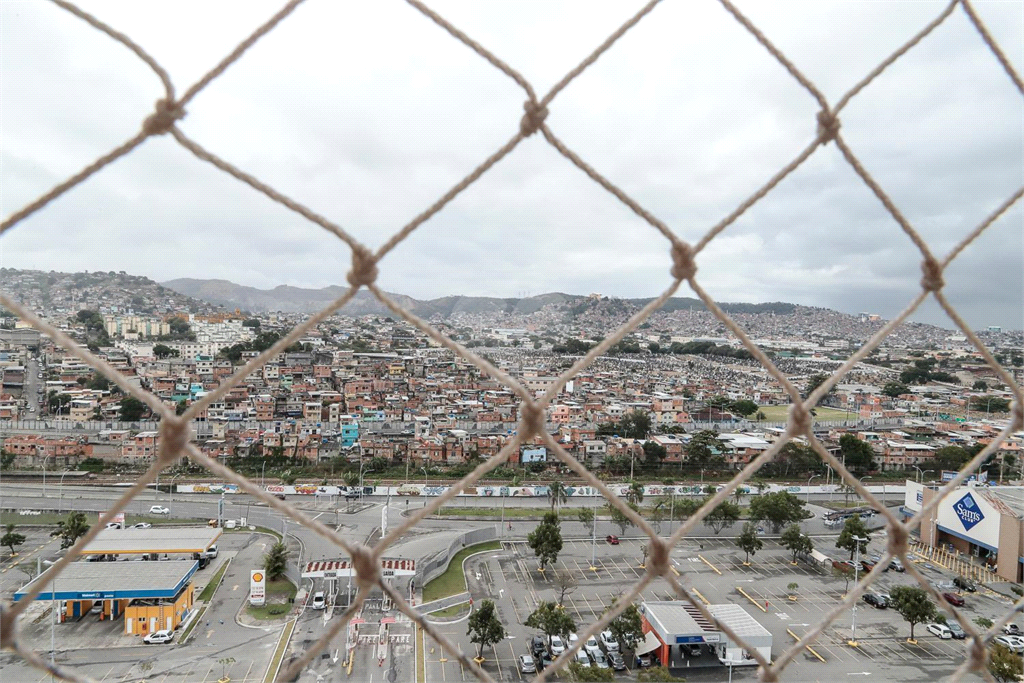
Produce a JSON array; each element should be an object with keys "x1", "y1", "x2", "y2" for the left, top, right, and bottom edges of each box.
[
  {"x1": 888, "y1": 558, "x2": 905, "y2": 572},
  {"x1": 635, "y1": 653, "x2": 653, "y2": 668},
  {"x1": 201, "y1": 544, "x2": 218, "y2": 559},
  {"x1": 149, "y1": 506, "x2": 170, "y2": 515},
  {"x1": 947, "y1": 622, "x2": 966, "y2": 639},
  {"x1": 89, "y1": 603, "x2": 103, "y2": 615},
  {"x1": 685, "y1": 643, "x2": 702, "y2": 657},
  {"x1": 143, "y1": 629, "x2": 173, "y2": 644},
  {"x1": 608, "y1": 651, "x2": 626, "y2": 670},
  {"x1": 311, "y1": 592, "x2": 326, "y2": 609},
  {"x1": 600, "y1": 630, "x2": 619, "y2": 652},
  {"x1": 345, "y1": 490, "x2": 361, "y2": 500},
  {"x1": 926, "y1": 623, "x2": 953, "y2": 640},
  {"x1": 531, "y1": 636, "x2": 547, "y2": 659},
  {"x1": 574, "y1": 649, "x2": 589, "y2": 664},
  {"x1": 953, "y1": 576, "x2": 978, "y2": 592},
  {"x1": 605, "y1": 535, "x2": 619, "y2": 545},
  {"x1": 550, "y1": 635, "x2": 565, "y2": 656},
  {"x1": 132, "y1": 522, "x2": 152, "y2": 529},
  {"x1": 1003, "y1": 624, "x2": 1022, "y2": 636},
  {"x1": 861, "y1": 559, "x2": 878, "y2": 572},
  {"x1": 942, "y1": 592, "x2": 965, "y2": 607},
  {"x1": 863, "y1": 592, "x2": 887, "y2": 609},
  {"x1": 994, "y1": 636, "x2": 1024, "y2": 654},
  {"x1": 584, "y1": 636, "x2": 601, "y2": 659},
  {"x1": 831, "y1": 559, "x2": 857, "y2": 572},
  {"x1": 518, "y1": 655, "x2": 536, "y2": 674},
  {"x1": 590, "y1": 650, "x2": 609, "y2": 669}
]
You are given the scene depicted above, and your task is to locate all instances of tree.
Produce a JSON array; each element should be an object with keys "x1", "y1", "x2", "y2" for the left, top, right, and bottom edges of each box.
[
  {"x1": 263, "y1": 541, "x2": 289, "y2": 581},
  {"x1": 119, "y1": 396, "x2": 147, "y2": 422},
  {"x1": 933, "y1": 446, "x2": 970, "y2": 473},
  {"x1": 626, "y1": 481, "x2": 645, "y2": 506},
  {"x1": 566, "y1": 661, "x2": 615, "y2": 682},
  {"x1": 467, "y1": 599, "x2": 505, "y2": 659},
  {"x1": 729, "y1": 399, "x2": 759, "y2": 418},
  {"x1": 780, "y1": 524, "x2": 812, "y2": 563},
  {"x1": 748, "y1": 491, "x2": 808, "y2": 533},
  {"x1": 804, "y1": 373, "x2": 830, "y2": 397},
  {"x1": 242, "y1": 318, "x2": 261, "y2": 329},
  {"x1": 839, "y1": 434, "x2": 874, "y2": 475},
  {"x1": 549, "y1": 481, "x2": 569, "y2": 513},
  {"x1": 609, "y1": 502, "x2": 639, "y2": 535},
  {"x1": 152, "y1": 344, "x2": 178, "y2": 359},
  {"x1": 1, "y1": 450, "x2": 15, "y2": 470},
  {"x1": 989, "y1": 643, "x2": 1024, "y2": 683},
  {"x1": 755, "y1": 410, "x2": 767, "y2": 421},
  {"x1": 685, "y1": 430, "x2": 725, "y2": 469},
  {"x1": 637, "y1": 667, "x2": 687, "y2": 682},
  {"x1": 619, "y1": 410, "x2": 652, "y2": 439},
  {"x1": 524, "y1": 601, "x2": 576, "y2": 651},
  {"x1": 836, "y1": 514, "x2": 871, "y2": 560},
  {"x1": 735, "y1": 522, "x2": 762, "y2": 564},
  {"x1": 606, "y1": 599, "x2": 644, "y2": 652},
  {"x1": 51, "y1": 512, "x2": 90, "y2": 549},
  {"x1": 889, "y1": 585, "x2": 937, "y2": 642},
  {"x1": 642, "y1": 441, "x2": 666, "y2": 467},
  {"x1": 48, "y1": 393, "x2": 71, "y2": 414},
  {"x1": 553, "y1": 568, "x2": 578, "y2": 607},
  {"x1": 577, "y1": 507, "x2": 595, "y2": 535},
  {"x1": 527, "y1": 512, "x2": 563, "y2": 570},
  {"x1": 704, "y1": 498, "x2": 741, "y2": 535},
  {"x1": 881, "y1": 382, "x2": 910, "y2": 398},
  {"x1": 2, "y1": 524, "x2": 26, "y2": 555},
  {"x1": 972, "y1": 380, "x2": 988, "y2": 391},
  {"x1": 831, "y1": 562, "x2": 855, "y2": 593}
]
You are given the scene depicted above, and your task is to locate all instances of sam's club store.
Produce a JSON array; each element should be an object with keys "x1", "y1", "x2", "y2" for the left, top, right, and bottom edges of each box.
[{"x1": 903, "y1": 480, "x2": 1024, "y2": 583}]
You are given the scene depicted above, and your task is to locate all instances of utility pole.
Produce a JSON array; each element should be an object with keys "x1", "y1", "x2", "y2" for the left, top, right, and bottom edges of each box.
[
  {"x1": 848, "y1": 534, "x2": 868, "y2": 647},
  {"x1": 590, "y1": 488, "x2": 598, "y2": 571}
]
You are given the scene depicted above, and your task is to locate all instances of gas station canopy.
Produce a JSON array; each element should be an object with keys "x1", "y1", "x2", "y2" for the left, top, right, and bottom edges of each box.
[
  {"x1": 14, "y1": 561, "x2": 198, "y2": 602},
  {"x1": 80, "y1": 527, "x2": 221, "y2": 555}
]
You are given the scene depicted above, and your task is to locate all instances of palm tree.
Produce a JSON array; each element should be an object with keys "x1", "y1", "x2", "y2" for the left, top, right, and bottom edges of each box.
[
  {"x1": 548, "y1": 481, "x2": 568, "y2": 513},
  {"x1": 626, "y1": 480, "x2": 644, "y2": 506}
]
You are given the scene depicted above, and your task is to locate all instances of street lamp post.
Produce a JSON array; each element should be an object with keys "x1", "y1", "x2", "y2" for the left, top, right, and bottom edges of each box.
[
  {"x1": 57, "y1": 471, "x2": 69, "y2": 513},
  {"x1": 261, "y1": 460, "x2": 267, "y2": 489},
  {"x1": 859, "y1": 475, "x2": 871, "y2": 506},
  {"x1": 806, "y1": 474, "x2": 820, "y2": 505},
  {"x1": 589, "y1": 487, "x2": 598, "y2": 571},
  {"x1": 41, "y1": 454, "x2": 53, "y2": 498},
  {"x1": 421, "y1": 467, "x2": 428, "y2": 490},
  {"x1": 913, "y1": 467, "x2": 933, "y2": 484},
  {"x1": 849, "y1": 534, "x2": 868, "y2": 647}
]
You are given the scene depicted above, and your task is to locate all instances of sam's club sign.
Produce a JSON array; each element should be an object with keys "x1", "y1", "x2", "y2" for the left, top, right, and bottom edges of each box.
[{"x1": 953, "y1": 493, "x2": 985, "y2": 532}]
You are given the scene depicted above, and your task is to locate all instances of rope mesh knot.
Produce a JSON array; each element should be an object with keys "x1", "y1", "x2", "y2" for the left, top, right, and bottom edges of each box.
[
  {"x1": 646, "y1": 538, "x2": 671, "y2": 577},
  {"x1": 670, "y1": 242, "x2": 697, "y2": 281},
  {"x1": 141, "y1": 98, "x2": 185, "y2": 136},
  {"x1": 157, "y1": 416, "x2": 190, "y2": 465},
  {"x1": 518, "y1": 401, "x2": 545, "y2": 440},
  {"x1": 920, "y1": 256, "x2": 945, "y2": 293},
  {"x1": 787, "y1": 404, "x2": 812, "y2": 435},
  {"x1": 347, "y1": 245, "x2": 379, "y2": 288},
  {"x1": 351, "y1": 544, "x2": 380, "y2": 592},
  {"x1": 816, "y1": 108, "x2": 841, "y2": 143},
  {"x1": 520, "y1": 99, "x2": 548, "y2": 137},
  {"x1": 885, "y1": 521, "x2": 909, "y2": 559}
]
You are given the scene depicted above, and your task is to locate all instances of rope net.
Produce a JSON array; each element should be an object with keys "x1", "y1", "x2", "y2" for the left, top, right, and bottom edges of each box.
[{"x1": 1, "y1": 1, "x2": 1022, "y2": 681}]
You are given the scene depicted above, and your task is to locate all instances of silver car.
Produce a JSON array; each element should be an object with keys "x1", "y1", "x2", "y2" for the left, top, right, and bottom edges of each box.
[{"x1": 590, "y1": 650, "x2": 609, "y2": 669}]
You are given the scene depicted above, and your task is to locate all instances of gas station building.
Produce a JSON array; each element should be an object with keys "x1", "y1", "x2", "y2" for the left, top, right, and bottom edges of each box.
[
  {"x1": 13, "y1": 526, "x2": 220, "y2": 636},
  {"x1": 639, "y1": 601, "x2": 772, "y2": 668}
]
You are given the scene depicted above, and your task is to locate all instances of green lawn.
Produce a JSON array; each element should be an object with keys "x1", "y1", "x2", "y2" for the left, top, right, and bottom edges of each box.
[
  {"x1": 428, "y1": 602, "x2": 470, "y2": 619},
  {"x1": 245, "y1": 578, "x2": 296, "y2": 620},
  {"x1": 0, "y1": 512, "x2": 200, "y2": 527},
  {"x1": 756, "y1": 404, "x2": 852, "y2": 422},
  {"x1": 422, "y1": 541, "x2": 501, "y2": 603},
  {"x1": 437, "y1": 506, "x2": 549, "y2": 518},
  {"x1": 198, "y1": 560, "x2": 230, "y2": 602}
]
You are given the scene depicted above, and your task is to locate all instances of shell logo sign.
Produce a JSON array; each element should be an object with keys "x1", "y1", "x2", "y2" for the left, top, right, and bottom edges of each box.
[{"x1": 250, "y1": 570, "x2": 266, "y2": 606}]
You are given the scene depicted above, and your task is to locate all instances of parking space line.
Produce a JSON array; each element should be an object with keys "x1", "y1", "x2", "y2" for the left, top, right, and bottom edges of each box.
[{"x1": 508, "y1": 640, "x2": 522, "y2": 681}]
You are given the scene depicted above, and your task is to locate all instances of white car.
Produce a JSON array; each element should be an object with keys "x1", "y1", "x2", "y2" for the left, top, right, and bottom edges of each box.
[
  {"x1": 584, "y1": 636, "x2": 601, "y2": 659},
  {"x1": 149, "y1": 506, "x2": 170, "y2": 515},
  {"x1": 550, "y1": 635, "x2": 565, "y2": 655},
  {"x1": 574, "y1": 649, "x2": 589, "y2": 664},
  {"x1": 994, "y1": 635, "x2": 1024, "y2": 654},
  {"x1": 311, "y1": 592, "x2": 326, "y2": 610},
  {"x1": 926, "y1": 623, "x2": 952, "y2": 640},
  {"x1": 132, "y1": 523, "x2": 152, "y2": 529},
  {"x1": 568, "y1": 633, "x2": 579, "y2": 649},
  {"x1": 600, "y1": 630, "x2": 619, "y2": 652},
  {"x1": 143, "y1": 629, "x2": 173, "y2": 644}
]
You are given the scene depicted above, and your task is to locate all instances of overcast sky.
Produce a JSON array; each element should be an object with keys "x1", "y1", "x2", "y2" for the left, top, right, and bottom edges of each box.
[{"x1": 1, "y1": 0, "x2": 1022, "y2": 330}]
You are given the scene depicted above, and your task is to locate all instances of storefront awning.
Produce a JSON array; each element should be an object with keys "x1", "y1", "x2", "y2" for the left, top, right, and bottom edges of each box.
[{"x1": 636, "y1": 630, "x2": 662, "y2": 655}]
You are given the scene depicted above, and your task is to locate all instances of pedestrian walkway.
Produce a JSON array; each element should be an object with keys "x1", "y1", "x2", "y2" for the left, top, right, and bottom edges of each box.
[{"x1": 908, "y1": 539, "x2": 1002, "y2": 585}]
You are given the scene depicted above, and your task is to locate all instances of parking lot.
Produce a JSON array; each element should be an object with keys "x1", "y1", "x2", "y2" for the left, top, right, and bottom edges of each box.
[{"x1": 421, "y1": 533, "x2": 1018, "y2": 682}]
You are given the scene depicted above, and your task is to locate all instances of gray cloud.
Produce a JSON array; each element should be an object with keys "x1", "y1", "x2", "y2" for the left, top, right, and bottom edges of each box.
[{"x1": 1, "y1": 0, "x2": 1021, "y2": 329}]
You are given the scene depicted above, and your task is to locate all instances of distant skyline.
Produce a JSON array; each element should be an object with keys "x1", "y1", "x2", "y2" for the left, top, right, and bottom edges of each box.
[{"x1": 1, "y1": 1, "x2": 1021, "y2": 330}]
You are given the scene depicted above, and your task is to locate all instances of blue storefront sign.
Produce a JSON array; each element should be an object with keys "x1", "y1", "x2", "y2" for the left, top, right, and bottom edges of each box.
[
  {"x1": 675, "y1": 635, "x2": 705, "y2": 644},
  {"x1": 953, "y1": 492, "x2": 985, "y2": 532}
]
